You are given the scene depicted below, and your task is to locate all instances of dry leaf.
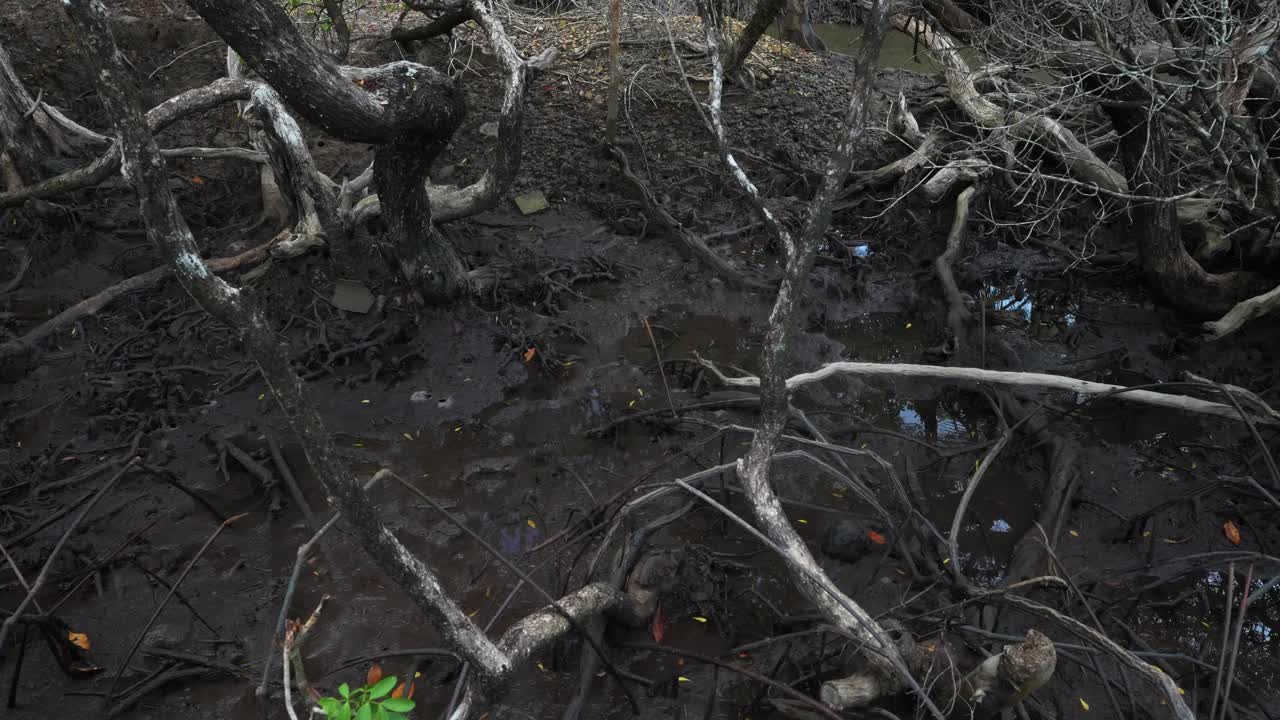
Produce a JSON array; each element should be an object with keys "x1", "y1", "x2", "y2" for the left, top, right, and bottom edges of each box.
[
  {"x1": 1224, "y1": 520, "x2": 1242, "y2": 545},
  {"x1": 68, "y1": 632, "x2": 90, "y2": 651},
  {"x1": 523, "y1": 347, "x2": 537, "y2": 363},
  {"x1": 652, "y1": 605, "x2": 665, "y2": 644},
  {"x1": 392, "y1": 681, "x2": 415, "y2": 699},
  {"x1": 367, "y1": 663, "x2": 383, "y2": 686},
  {"x1": 867, "y1": 530, "x2": 887, "y2": 545},
  {"x1": 1080, "y1": 698, "x2": 1090, "y2": 711}
]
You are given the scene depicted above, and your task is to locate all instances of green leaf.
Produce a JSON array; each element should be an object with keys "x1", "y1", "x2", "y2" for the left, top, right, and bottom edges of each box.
[
  {"x1": 356, "y1": 702, "x2": 373, "y2": 720},
  {"x1": 374, "y1": 705, "x2": 389, "y2": 720},
  {"x1": 386, "y1": 715, "x2": 407, "y2": 720},
  {"x1": 369, "y1": 675, "x2": 398, "y2": 699},
  {"x1": 381, "y1": 698, "x2": 415, "y2": 712},
  {"x1": 339, "y1": 683, "x2": 351, "y2": 699},
  {"x1": 337, "y1": 702, "x2": 352, "y2": 720},
  {"x1": 318, "y1": 697, "x2": 342, "y2": 716}
]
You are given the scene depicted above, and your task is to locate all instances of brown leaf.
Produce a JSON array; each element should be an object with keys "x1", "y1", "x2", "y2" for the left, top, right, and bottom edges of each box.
[
  {"x1": 524, "y1": 347, "x2": 537, "y2": 363},
  {"x1": 1224, "y1": 520, "x2": 1242, "y2": 545},
  {"x1": 366, "y1": 663, "x2": 383, "y2": 686},
  {"x1": 651, "y1": 604, "x2": 665, "y2": 644},
  {"x1": 68, "y1": 632, "x2": 90, "y2": 651}
]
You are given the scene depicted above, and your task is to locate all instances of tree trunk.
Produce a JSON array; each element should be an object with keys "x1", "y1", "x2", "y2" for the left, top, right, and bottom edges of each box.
[
  {"x1": 373, "y1": 137, "x2": 469, "y2": 301},
  {"x1": 183, "y1": 0, "x2": 469, "y2": 298},
  {"x1": 1105, "y1": 104, "x2": 1270, "y2": 317},
  {"x1": 725, "y1": 0, "x2": 786, "y2": 75},
  {"x1": 779, "y1": 0, "x2": 826, "y2": 51}
]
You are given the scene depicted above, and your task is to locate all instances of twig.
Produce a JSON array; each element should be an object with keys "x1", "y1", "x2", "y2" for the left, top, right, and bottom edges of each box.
[
  {"x1": 99, "y1": 513, "x2": 247, "y2": 719},
  {"x1": 644, "y1": 318, "x2": 678, "y2": 420},
  {"x1": 256, "y1": 472, "x2": 386, "y2": 706},
  {"x1": 948, "y1": 423, "x2": 1012, "y2": 582},
  {"x1": 0, "y1": 459, "x2": 135, "y2": 656},
  {"x1": 284, "y1": 595, "x2": 328, "y2": 717},
  {"x1": 267, "y1": 435, "x2": 317, "y2": 531},
  {"x1": 1217, "y1": 564, "x2": 1253, "y2": 720}
]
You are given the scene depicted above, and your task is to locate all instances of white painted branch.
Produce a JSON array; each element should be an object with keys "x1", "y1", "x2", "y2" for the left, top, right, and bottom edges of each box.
[
  {"x1": 698, "y1": 360, "x2": 1272, "y2": 425},
  {"x1": 1203, "y1": 283, "x2": 1280, "y2": 339}
]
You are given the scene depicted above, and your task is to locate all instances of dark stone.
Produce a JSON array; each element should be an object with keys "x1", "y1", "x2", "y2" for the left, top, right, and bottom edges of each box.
[{"x1": 821, "y1": 518, "x2": 872, "y2": 563}]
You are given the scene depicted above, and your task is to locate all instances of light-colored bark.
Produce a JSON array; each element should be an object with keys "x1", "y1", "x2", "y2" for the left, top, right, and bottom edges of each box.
[{"x1": 700, "y1": 360, "x2": 1276, "y2": 425}]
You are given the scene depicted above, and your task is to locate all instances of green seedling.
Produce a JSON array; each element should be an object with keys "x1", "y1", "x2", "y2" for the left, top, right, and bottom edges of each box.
[{"x1": 316, "y1": 675, "x2": 415, "y2": 720}]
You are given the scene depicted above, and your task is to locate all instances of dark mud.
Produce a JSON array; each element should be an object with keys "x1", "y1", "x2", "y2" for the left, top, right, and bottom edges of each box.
[{"x1": 3, "y1": 2, "x2": 1280, "y2": 719}]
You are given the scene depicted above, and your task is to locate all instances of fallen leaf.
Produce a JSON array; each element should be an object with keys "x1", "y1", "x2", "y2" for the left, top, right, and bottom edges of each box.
[
  {"x1": 68, "y1": 632, "x2": 90, "y2": 650},
  {"x1": 524, "y1": 347, "x2": 537, "y2": 363},
  {"x1": 652, "y1": 605, "x2": 665, "y2": 643},
  {"x1": 692, "y1": 616, "x2": 708, "y2": 623},
  {"x1": 536, "y1": 662, "x2": 545, "y2": 672},
  {"x1": 867, "y1": 530, "x2": 887, "y2": 545},
  {"x1": 797, "y1": 518, "x2": 808, "y2": 524},
  {"x1": 391, "y1": 681, "x2": 415, "y2": 699},
  {"x1": 1224, "y1": 520, "x2": 1242, "y2": 545},
  {"x1": 905, "y1": 322, "x2": 913, "y2": 329},
  {"x1": 361, "y1": 399, "x2": 370, "y2": 404},
  {"x1": 192, "y1": 176, "x2": 204, "y2": 184},
  {"x1": 367, "y1": 663, "x2": 383, "y2": 686},
  {"x1": 403, "y1": 433, "x2": 413, "y2": 440},
  {"x1": 1080, "y1": 698, "x2": 1090, "y2": 711},
  {"x1": 677, "y1": 676, "x2": 691, "y2": 683},
  {"x1": 527, "y1": 519, "x2": 537, "y2": 529},
  {"x1": 1069, "y1": 530, "x2": 1080, "y2": 537}
]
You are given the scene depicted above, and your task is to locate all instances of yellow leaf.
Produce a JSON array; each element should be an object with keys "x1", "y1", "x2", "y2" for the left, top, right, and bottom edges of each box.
[
  {"x1": 905, "y1": 322, "x2": 913, "y2": 329},
  {"x1": 1177, "y1": 687, "x2": 1185, "y2": 695},
  {"x1": 1069, "y1": 530, "x2": 1079, "y2": 537},
  {"x1": 258, "y1": 393, "x2": 265, "y2": 401},
  {"x1": 403, "y1": 433, "x2": 413, "y2": 440},
  {"x1": 68, "y1": 632, "x2": 90, "y2": 650},
  {"x1": 628, "y1": 400, "x2": 636, "y2": 408},
  {"x1": 942, "y1": 557, "x2": 950, "y2": 564},
  {"x1": 454, "y1": 426, "x2": 462, "y2": 432},
  {"x1": 537, "y1": 662, "x2": 545, "y2": 671},
  {"x1": 361, "y1": 399, "x2": 371, "y2": 404},
  {"x1": 677, "y1": 676, "x2": 691, "y2": 683},
  {"x1": 1080, "y1": 698, "x2": 1090, "y2": 711},
  {"x1": 527, "y1": 519, "x2": 537, "y2": 529},
  {"x1": 797, "y1": 518, "x2": 808, "y2": 524},
  {"x1": 637, "y1": 388, "x2": 644, "y2": 396},
  {"x1": 353, "y1": 443, "x2": 364, "y2": 448},
  {"x1": 692, "y1": 616, "x2": 708, "y2": 623}
]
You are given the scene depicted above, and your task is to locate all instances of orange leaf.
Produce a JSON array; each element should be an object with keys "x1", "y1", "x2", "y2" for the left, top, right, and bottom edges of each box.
[
  {"x1": 392, "y1": 681, "x2": 415, "y2": 699},
  {"x1": 867, "y1": 530, "x2": 887, "y2": 545},
  {"x1": 367, "y1": 663, "x2": 383, "y2": 686},
  {"x1": 1224, "y1": 520, "x2": 1242, "y2": 545},
  {"x1": 523, "y1": 347, "x2": 537, "y2": 363},
  {"x1": 68, "y1": 632, "x2": 90, "y2": 650},
  {"x1": 651, "y1": 604, "x2": 665, "y2": 644},
  {"x1": 192, "y1": 176, "x2": 204, "y2": 185}
]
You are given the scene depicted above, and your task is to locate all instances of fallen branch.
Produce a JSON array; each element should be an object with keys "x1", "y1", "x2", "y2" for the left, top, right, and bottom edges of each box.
[
  {"x1": 1202, "y1": 283, "x2": 1280, "y2": 339},
  {"x1": 700, "y1": 360, "x2": 1277, "y2": 425},
  {"x1": 610, "y1": 145, "x2": 770, "y2": 290},
  {"x1": 0, "y1": 238, "x2": 275, "y2": 377}
]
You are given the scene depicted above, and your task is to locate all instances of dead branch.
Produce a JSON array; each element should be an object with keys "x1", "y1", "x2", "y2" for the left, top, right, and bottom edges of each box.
[
  {"x1": 700, "y1": 360, "x2": 1278, "y2": 425},
  {"x1": 889, "y1": 13, "x2": 1128, "y2": 194},
  {"x1": 933, "y1": 184, "x2": 975, "y2": 353},
  {"x1": 610, "y1": 145, "x2": 771, "y2": 290},
  {"x1": 0, "y1": 78, "x2": 254, "y2": 209},
  {"x1": 0, "y1": 238, "x2": 276, "y2": 378},
  {"x1": 1202, "y1": 283, "x2": 1280, "y2": 339}
]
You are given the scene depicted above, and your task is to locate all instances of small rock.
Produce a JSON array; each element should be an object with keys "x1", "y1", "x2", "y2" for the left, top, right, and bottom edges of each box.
[
  {"x1": 478, "y1": 121, "x2": 499, "y2": 138},
  {"x1": 821, "y1": 518, "x2": 874, "y2": 562},
  {"x1": 410, "y1": 390, "x2": 433, "y2": 404}
]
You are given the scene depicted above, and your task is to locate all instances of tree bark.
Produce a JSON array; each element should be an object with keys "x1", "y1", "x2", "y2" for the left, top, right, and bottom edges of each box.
[
  {"x1": 1104, "y1": 103, "x2": 1270, "y2": 317},
  {"x1": 374, "y1": 137, "x2": 469, "y2": 300},
  {"x1": 779, "y1": 0, "x2": 826, "y2": 51},
  {"x1": 725, "y1": 0, "x2": 786, "y2": 75}
]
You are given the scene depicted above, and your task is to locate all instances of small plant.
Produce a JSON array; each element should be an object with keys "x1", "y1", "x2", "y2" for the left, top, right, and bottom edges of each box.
[{"x1": 316, "y1": 675, "x2": 415, "y2": 720}]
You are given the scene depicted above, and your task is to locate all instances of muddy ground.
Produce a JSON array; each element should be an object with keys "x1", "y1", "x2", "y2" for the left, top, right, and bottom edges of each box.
[{"x1": 3, "y1": 1, "x2": 1280, "y2": 719}]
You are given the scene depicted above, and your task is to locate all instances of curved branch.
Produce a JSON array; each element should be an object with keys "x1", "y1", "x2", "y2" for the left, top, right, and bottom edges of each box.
[{"x1": 0, "y1": 78, "x2": 254, "y2": 208}]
